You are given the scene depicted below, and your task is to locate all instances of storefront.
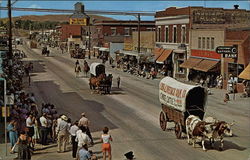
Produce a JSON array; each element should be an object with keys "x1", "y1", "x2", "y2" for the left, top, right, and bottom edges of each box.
[{"x1": 180, "y1": 49, "x2": 221, "y2": 85}]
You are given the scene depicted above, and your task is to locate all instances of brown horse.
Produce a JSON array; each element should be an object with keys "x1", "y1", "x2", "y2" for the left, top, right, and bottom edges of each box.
[
  {"x1": 89, "y1": 74, "x2": 105, "y2": 91},
  {"x1": 83, "y1": 62, "x2": 90, "y2": 77}
]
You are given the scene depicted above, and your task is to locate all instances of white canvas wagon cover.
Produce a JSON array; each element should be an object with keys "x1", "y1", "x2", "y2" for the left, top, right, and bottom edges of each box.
[
  {"x1": 90, "y1": 63, "x2": 105, "y2": 76},
  {"x1": 159, "y1": 77, "x2": 207, "y2": 112}
]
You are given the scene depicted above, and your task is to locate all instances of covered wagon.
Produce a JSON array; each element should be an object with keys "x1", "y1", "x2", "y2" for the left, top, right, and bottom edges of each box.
[
  {"x1": 89, "y1": 63, "x2": 112, "y2": 94},
  {"x1": 159, "y1": 77, "x2": 207, "y2": 138}
]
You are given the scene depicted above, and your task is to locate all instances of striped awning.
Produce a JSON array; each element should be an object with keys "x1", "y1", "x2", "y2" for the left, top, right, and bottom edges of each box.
[{"x1": 239, "y1": 64, "x2": 250, "y2": 80}]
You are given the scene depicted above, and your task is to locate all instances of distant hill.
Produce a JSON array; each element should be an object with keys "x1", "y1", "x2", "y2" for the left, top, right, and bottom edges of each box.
[{"x1": 4, "y1": 14, "x2": 115, "y2": 23}]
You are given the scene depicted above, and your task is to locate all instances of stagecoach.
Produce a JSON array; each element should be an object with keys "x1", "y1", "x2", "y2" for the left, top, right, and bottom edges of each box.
[
  {"x1": 89, "y1": 63, "x2": 112, "y2": 94},
  {"x1": 159, "y1": 77, "x2": 208, "y2": 138}
]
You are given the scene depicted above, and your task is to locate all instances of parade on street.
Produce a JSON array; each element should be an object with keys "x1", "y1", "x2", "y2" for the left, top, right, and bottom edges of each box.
[{"x1": 0, "y1": 1, "x2": 249, "y2": 160}]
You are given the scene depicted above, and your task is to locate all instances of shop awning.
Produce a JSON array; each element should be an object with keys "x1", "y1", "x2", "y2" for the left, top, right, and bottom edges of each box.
[
  {"x1": 193, "y1": 59, "x2": 219, "y2": 72},
  {"x1": 121, "y1": 50, "x2": 139, "y2": 57},
  {"x1": 239, "y1": 64, "x2": 250, "y2": 80},
  {"x1": 153, "y1": 48, "x2": 164, "y2": 60},
  {"x1": 180, "y1": 57, "x2": 203, "y2": 68},
  {"x1": 156, "y1": 49, "x2": 173, "y2": 64},
  {"x1": 99, "y1": 47, "x2": 109, "y2": 52}
]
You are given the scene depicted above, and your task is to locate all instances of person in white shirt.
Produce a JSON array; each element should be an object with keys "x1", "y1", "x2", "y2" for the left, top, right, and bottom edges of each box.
[
  {"x1": 57, "y1": 115, "x2": 70, "y2": 153},
  {"x1": 69, "y1": 121, "x2": 79, "y2": 158},
  {"x1": 78, "y1": 113, "x2": 93, "y2": 144},
  {"x1": 26, "y1": 113, "x2": 35, "y2": 146},
  {"x1": 40, "y1": 113, "x2": 48, "y2": 145},
  {"x1": 75, "y1": 126, "x2": 91, "y2": 160}
]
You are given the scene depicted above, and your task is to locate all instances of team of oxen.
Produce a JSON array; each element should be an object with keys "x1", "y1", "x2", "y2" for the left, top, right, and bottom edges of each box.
[{"x1": 185, "y1": 115, "x2": 234, "y2": 151}]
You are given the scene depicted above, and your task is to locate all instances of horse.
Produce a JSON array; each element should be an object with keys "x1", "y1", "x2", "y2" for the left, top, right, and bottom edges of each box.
[
  {"x1": 75, "y1": 65, "x2": 81, "y2": 78},
  {"x1": 89, "y1": 74, "x2": 105, "y2": 92},
  {"x1": 83, "y1": 62, "x2": 90, "y2": 77}
]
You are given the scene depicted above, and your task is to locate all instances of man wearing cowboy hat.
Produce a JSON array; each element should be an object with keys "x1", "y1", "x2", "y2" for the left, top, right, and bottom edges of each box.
[
  {"x1": 57, "y1": 115, "x2": 70, "y2": 153},
  {"x1": 79, "y1": 113, "x2": 93, "y2": 144}
]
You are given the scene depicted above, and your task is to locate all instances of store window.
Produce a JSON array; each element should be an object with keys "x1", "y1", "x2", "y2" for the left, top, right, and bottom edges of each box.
[
  {"x1": 177, "y1": 60, "x2": 185, "y2": 73},
  {"x1": 228, "y1": 63, "x2": 245, "y2": 82},
  {"x1": 111, "y1": 27, "x2": 116, "y2": 36}
]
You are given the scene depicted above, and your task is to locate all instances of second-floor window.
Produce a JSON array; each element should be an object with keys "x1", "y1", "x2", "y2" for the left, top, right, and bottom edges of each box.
[
  {"x1": 124, "y1": 28, "x2": 130, "y2": 36},
  {"x1": 181, "y1": 25, "x2": 186, "y2": 43},
  {"x1": 207, "y1": 37, "x2": 210, "y2": 49},
  {"x1": 198, "y1": 37, "x2": 201, "y2": 49},
  {"x1": 165, "y1": 26, "x2": 169, "y2": 42},
  {"x1": 173, "y1": 26, "x2": 177, "y2": 43},
  {"x1": 211, "y1": 37, "x2": 215, "y2": 50},
  {"x1": 157, "y1": 27, "x2": 161, "y2": 42},
  {"x1": 202, "y1": 37, "x2": 205, "y2": 49},
  {"x1": 111, "y1": 27, "x2": 116, "y2": 36}
]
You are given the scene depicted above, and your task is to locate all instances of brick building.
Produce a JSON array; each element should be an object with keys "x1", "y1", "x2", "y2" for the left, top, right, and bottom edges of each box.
[
  {"x1": 222, "y1": 29, "x2": 250, "y2": 91},
  {"x1": 60, "y1": 24, "x2": 82, "y2": 41},
  {"x1": 93, "y1": 20, "x2": 155, "y2": 47},
  {"x1": 155, "y1": 7, "x2": 190, "y2": 78},
  {"x1": 155, "y1": 6, "x2": 250, "y2": 79}
]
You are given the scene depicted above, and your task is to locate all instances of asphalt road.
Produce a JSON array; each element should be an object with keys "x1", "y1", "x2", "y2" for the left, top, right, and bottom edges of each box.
[{"x1": 18, "y1": 41, "x2": 250, "y2": 160}]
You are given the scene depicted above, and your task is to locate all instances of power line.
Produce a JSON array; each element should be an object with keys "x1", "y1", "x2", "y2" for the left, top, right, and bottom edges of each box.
[{"x1": 0, "y1": 7, "x2": 155, "y2": 16}]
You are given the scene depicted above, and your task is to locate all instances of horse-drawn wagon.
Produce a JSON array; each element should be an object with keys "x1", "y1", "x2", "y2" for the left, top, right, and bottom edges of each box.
[
  {"x1": 159, "y1": 77, "x2": 207, "y2": 139},
  {"x1": 89, "y1": 63, "x2": 113, "y2": 94}
]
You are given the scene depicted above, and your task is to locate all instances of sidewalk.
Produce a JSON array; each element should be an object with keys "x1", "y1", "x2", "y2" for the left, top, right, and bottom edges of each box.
[{"x1": 49, "y1": 46, "x2": 248, "y2": 100}]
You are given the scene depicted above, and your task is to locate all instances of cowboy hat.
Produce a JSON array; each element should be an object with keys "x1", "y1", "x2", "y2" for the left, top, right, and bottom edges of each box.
[
  {"x1": 81, "y1": 112, "x2": 86, "y2": 116},
  {"x1": 61, "y1": 115, "x2": 68, "y2": 121}
]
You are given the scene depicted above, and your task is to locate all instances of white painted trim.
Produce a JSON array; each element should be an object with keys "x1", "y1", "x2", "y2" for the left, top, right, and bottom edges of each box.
[
  {"x1": 156, "y1": 18, "x2": 189, "y2": 25},
  {"x1": 155, "y1": 15, "x2": 189, "y2": 20}
]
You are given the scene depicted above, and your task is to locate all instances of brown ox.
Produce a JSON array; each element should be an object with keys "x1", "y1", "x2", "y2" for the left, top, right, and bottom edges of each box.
[{"x1": 186, "y1": 115, "x2": 210, "y2": 151}]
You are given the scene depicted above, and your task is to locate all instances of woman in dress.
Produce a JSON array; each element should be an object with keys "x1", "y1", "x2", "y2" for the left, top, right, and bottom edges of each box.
[
  {"x1": 17, "y1": 131, "x2": 31, "y2": 160},
  {"x1": 101, "y1": 127, "x2": 113, "y2": 160}
]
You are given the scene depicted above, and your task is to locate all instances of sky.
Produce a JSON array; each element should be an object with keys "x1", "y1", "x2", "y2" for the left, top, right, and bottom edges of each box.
[{"x1": 0, "y1": 1, "x2": 249, "y2": 20}]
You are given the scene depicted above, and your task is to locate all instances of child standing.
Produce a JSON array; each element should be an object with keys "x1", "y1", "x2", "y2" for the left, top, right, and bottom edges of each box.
[{"x1": 101, "y1": 127, "x2": 113, "y2": 160}]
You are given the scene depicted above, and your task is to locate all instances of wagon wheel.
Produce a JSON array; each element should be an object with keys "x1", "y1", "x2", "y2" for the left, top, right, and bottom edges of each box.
[
  {"x1": 159, "y1": 111, "x2": 167, "y2": 131},
  {"x1": 174, "y1": 122, "x2": 182, "y2": 139}
]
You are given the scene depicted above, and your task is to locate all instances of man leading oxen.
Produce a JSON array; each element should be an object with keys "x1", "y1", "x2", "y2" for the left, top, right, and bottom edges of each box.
[{"x1": 186, "y1": 115, "x2": 234, "y2": 151}]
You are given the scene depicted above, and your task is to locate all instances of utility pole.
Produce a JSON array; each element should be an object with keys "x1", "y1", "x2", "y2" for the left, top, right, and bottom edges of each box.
[
  {"x1": 137, "y1": 13, "x2": 141, "y2": 54},
  {"x1": 7, "y1": 0, "x2": 13, "y2": 77},
  {"x1": 88, "y1": 16, "x2": 91, "y2": 59}
]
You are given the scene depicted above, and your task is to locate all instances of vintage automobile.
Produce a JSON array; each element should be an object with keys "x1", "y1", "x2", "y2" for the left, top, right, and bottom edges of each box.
[
  {"x1": 159, "y1": 77, "x2": 207, "y2": 138},
  {"x1": 89, "y1": 63, "x2": 112, "y2": 94}
]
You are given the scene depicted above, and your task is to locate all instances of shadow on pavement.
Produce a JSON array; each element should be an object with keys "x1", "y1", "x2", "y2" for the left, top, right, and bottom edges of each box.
[{"x1": 32, "y1": 80, "x2": 118, "y2": 133}]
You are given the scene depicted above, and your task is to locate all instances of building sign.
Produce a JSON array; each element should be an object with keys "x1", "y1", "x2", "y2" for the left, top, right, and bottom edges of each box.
[
  {"x1": 216, "y1": 46, "x2": 238, "y2": 58},
  {"x1": 1, "y1": 106, "x2": 10, "y2": 117},
  {"x1": 192, "y1": 9, "x2": 250, "y2": 25},
  {"x1": 69, "y1": 18, "x2": 87, "y2": 26},
  {"x1": 191, "y1": 49, "x2": 220, "y2": 59}
]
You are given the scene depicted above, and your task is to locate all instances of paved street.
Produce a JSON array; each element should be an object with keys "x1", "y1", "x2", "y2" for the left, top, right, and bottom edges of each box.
[{"x1": 7, "y1": 41, "x2": 249, "y2": 160}]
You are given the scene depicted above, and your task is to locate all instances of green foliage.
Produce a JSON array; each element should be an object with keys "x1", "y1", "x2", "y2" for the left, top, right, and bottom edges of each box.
[{"x1": 13, "y1": 19, "x2": 60, "y2": 30}]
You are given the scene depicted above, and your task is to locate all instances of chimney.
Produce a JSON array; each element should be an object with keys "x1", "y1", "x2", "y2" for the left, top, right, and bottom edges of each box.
[{"x1": 234, "y1": 5, "x2": 239, "y2": 9}]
